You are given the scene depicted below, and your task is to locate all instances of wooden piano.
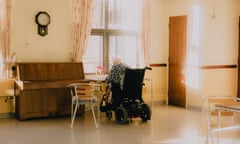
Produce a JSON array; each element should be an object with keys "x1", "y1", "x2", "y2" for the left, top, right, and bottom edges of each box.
[{"x1": 15, "y1": 62, "x2": 86, "y2": 120}]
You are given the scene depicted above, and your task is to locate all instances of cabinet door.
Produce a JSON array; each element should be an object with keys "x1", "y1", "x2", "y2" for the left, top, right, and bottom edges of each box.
[
  {"x1": 18, "y1": 89, "x2": 58, "y2": 119},
  {"x1": 55, "y1": 88, "x2": 72, "y2": 115},
  {"x1": 16, "y1": 88, "x2": 83, "y2": 120}
]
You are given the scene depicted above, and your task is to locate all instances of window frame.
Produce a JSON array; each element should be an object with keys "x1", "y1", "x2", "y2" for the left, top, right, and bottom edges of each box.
[{"x1": 85, "y1": 0, "x2": 141, "y2": 74}]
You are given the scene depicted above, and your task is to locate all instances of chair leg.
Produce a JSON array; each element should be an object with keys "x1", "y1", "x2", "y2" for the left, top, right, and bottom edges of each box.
[
  {"x1": 71, "y1": 103, "x2": 79, "y2": 128},
  {"x1": 206, "y1": 128, "x2": 211, "y2": 144},
  {"x1": 71, "y1": 100, "x2": 74, "y2": 117},
  {"x1": 91, "y1": 103, "x2": 98, "y2": 128},
  {"x1": 209, "y1": 130, "x2": 220, "y2": 144}
]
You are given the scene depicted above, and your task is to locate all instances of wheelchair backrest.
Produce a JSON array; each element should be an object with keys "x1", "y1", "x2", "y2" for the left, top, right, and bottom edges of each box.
[{"x1": 122, "y1": 68, "x2": 146, "y2": 100}]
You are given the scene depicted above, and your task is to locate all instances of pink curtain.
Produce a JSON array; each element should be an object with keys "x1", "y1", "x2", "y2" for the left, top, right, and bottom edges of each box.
[
  {"x1": 140, "y1": 0, "x2": 151, "y2": 66},
  {"x1": 70, "y1": 0, "x2": 95, "y2": 62},
  {"x1": 0, "y1": 0, "x2": 12, "y2": 78}
]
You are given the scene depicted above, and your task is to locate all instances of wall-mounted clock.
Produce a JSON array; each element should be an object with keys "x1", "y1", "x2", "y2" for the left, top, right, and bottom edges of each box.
[{"x1": 35, "y1": 11, "x2": 51, "y2": 36}]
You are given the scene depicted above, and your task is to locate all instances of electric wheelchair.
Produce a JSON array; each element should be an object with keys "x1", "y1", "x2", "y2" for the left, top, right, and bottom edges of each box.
[{"x1": 100, "y1": 67, "x2": 152, "y2": 124}]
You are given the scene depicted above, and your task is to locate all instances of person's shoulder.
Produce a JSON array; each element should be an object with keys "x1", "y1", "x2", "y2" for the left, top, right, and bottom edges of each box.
[{"x1": 122, "y1": 63, "x2": 129, "y2": 68}]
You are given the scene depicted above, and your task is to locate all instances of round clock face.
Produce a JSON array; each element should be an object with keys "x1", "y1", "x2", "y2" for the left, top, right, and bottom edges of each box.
[{"x1": 36, "y1": 12, "x2": 50, "y2": 26}]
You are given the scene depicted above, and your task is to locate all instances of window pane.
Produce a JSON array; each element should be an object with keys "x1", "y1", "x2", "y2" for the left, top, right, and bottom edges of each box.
[
  {"x1": 109, "y1": 35, "x2": 139, "y2": 68},
  {"x1": 90, "y1": 0, "x2": 143, "y2": 70},
  {"x1": 83, "y1": 36, "x2": 103, "y2": 73},
  {"x1": 92, "y1": 0, "x2": 105, "y2": 29},
  {"x1": 108, "y1": 0, "x2": 140, "y2": 30}
]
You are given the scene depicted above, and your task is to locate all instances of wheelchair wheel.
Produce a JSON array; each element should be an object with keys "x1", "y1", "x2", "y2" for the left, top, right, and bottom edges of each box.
[
  {"x1": 100, "y1": 94, "x2": 108, "y2": 112},
  {"x1": 106, "y1": 110, "x2": 112, "y2": 120},
  {"x1": 115, "y1": 106, "x2": 128, "y2": 124},
  {"x1": 140, "y1": 104, "x2": 151, "y2": 122}
]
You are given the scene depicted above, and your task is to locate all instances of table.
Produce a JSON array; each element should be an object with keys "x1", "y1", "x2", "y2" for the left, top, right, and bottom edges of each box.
[
  {"x1": 85, "y1": 74, "x2": 107, "y2": 82},
  {"x1": 85, "y1": 74, "x2": 107, "y2": 92}
]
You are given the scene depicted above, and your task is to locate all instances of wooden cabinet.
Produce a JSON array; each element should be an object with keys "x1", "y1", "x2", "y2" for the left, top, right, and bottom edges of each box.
[
  {"x1": 15, "y1": 88, "x2": 72, "y2": 120},
  {"x1": 15, "y1": 62, "x2": 85, "y2": 120}
]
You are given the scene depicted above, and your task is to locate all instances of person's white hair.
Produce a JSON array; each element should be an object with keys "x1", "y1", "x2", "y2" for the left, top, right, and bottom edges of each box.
[{"x1": 113, "y1": 57, "x2": 121, "y2": 65}]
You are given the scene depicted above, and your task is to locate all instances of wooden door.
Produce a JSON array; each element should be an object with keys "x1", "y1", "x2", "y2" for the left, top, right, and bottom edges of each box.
[{"x1": 168, "y1": 15, "x2": 187, "y2": 107}]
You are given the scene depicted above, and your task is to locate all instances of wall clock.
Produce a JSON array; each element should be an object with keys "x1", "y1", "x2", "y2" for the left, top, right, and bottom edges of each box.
[{"x1": 35, "y1": 11, "x2": 51, "y2": 36}]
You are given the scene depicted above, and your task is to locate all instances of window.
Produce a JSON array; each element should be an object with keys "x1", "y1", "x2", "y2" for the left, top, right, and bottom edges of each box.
[
  {"x1": 84, "y1": 35, "x2": 103, "y2": 73},
  {"x1": 83, "y1": 0, "x2": 142, "y2": 73}
]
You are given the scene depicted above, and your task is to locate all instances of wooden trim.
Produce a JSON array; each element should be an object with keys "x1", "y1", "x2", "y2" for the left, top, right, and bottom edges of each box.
[
  {"x1": 149, "y1": 63, "x2": 167, "y2": 67},
  {"x1": 148, "y1": 64, "x2": 237, "y2": 69},
  {"x1": 200, "y1": 64, "x2": 237, "y2": 69}
]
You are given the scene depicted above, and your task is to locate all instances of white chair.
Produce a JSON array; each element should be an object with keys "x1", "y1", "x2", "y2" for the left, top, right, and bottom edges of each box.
[
  {"x1": 68, "y1": 83, "x2": 101, "y2": 129},
  {"x1": 202, "y1": 95, "x2": 240, "y2": 144}
]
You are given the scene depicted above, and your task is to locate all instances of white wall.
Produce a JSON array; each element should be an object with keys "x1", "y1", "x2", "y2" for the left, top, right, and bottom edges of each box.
[
  {"x1": 11, "y1": 0, "x2": 167, "y2": 63},
  {"x1": 163, "y1": 0, "x2": 240, "y2": 108},
  {"x1": 144, "y1": 0, "x2": 167, "y2": 104},
  {"x1": 200, "y1": 0, "x2": 238, "y2": 65},
  {"x1": 150, "y1": 0, "x2": 167, "y2": 63},
  {"x1": 9, "y1": 0, "x2": 240, "y2": 108},
  {"x1": 11, "y1": 0, "x2": 72, "y2": 62}
]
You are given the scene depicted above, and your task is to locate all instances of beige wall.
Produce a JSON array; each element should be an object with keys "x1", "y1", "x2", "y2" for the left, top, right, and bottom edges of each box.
[
  {"x1": 11, "y1": 0, "x2": 168, "y2": 63},
  {"x1": 163, "y1": 0, "x2": 240, "y2": 108},
  {"x1": 142, "y1": 67, "x2": 167, "y2": 104},
  {"x1": 150, "y1": 0, "x2": 167, "y2": 63},
  {"x1": 11, "y1": 0, "x2": 72, "y2": 62},
  {"x1": 142, "y1": 0, "x2": 167, "y2": 105},
  {"x1": 4, "y1": 0, "x2": 240, "y2": 113}
]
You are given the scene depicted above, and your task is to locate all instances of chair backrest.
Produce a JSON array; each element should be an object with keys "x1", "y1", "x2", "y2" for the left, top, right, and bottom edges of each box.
[
  {"x1": 69, "y1": 83, "x2": 101, "y2": 102},
  {"x1": 122, "y1": 68, "x2": 146, "y2": 100},
  {"x1": 68, "y1": 83, "x2": 101, "y2": 129}
]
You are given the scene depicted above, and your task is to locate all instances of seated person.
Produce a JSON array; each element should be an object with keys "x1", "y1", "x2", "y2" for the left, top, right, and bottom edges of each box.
[{"x1": 106, "y1": 57, "x2": 127, "y2": 108}]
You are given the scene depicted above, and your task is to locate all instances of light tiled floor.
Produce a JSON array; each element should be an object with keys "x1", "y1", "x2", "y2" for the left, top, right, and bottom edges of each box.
[{"x1": 0, "y1": 105, "x2": 240, "y2": 144}]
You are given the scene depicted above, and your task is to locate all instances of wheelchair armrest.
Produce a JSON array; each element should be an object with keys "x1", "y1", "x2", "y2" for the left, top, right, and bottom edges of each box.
[{"x1": 145, "y1": 66, "x2": 152, "y2": 70}]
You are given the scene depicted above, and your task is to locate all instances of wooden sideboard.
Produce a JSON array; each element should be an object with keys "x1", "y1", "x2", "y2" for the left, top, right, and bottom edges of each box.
[{"x1": 15, "y1": 62, "x2": 86, "y2": 120}]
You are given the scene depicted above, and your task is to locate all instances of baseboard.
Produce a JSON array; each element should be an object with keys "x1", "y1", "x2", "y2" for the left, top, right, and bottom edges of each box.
[
  {"x1": 186, "y1": 104, "x2": 202, "y2": 111},
  {"x1": 0, "y1": 112, "x2": 15, "y2": 118},
  {"x1": 145, "y1": 100, "x2": 166, "y2": 106}
]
